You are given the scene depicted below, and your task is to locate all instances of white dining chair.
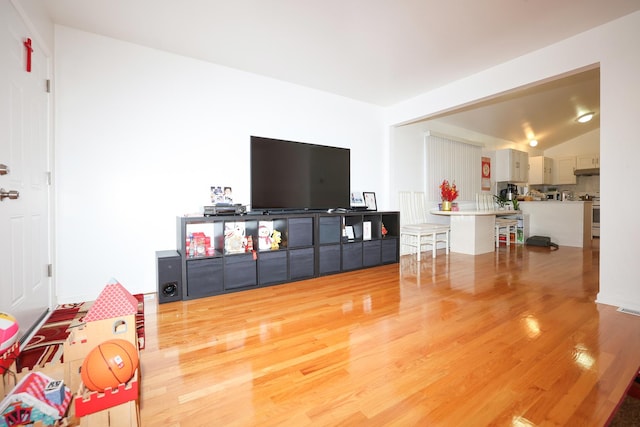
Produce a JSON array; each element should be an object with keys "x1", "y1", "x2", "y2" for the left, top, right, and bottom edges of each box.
[{"x1": 399, "y1": 191, "x2": 450, "y2": 260}]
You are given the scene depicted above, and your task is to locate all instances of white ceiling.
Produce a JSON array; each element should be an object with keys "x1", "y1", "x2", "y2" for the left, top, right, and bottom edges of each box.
[{"x1": 42, "y1": 0, "x2": 640, "y2": 149}]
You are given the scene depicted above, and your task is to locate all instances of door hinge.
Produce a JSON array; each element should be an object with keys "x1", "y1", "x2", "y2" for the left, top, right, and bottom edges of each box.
[
  {"x1": 47, "y1": 171, "x2": 52, "y2": 185},
  {"x1": 46, "y1": 79, "x2": 51, "y2": 93},
  {"x1": 47, "y1": 264, "x2": 53, "y2": 277}
]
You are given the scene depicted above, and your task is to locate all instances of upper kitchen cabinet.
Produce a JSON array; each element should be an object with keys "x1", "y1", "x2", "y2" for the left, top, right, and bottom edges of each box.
[
  {"x1": 576, "y1": 153, "x2": 600, "y2": 169},
  {"x1": 554, "y1": 156, "x2": 577, "y2": 185},
  {"x1": 529, "y1": 156, "x2": 553, "y2": 185},
  {"x1": 496, "y1": 149, "x2": 529, "y2": 183}
]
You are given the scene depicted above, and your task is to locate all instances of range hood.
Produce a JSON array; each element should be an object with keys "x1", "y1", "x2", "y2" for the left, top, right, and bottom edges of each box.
[{"x1": 574, "y1": 168, "x2": 600, "y2": 176}]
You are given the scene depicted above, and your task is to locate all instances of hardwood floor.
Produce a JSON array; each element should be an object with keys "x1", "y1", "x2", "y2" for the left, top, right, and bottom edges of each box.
[{"x1": 140, "y1": 240, "x2": 640, "y2": 426}]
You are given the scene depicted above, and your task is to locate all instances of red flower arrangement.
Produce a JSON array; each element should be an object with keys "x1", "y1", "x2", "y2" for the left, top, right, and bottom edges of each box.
[{"x1": 439, "y1": 179, "x2": 459, "y2": 202}]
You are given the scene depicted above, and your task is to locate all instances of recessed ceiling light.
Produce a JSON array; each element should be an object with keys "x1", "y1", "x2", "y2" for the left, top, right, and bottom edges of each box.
[
  {"x1": 576, "y1": 112, "x2": 595, "y2": 123},
  {"x1": 529, "y1": 139, "x2": 538, "y2": 147}
]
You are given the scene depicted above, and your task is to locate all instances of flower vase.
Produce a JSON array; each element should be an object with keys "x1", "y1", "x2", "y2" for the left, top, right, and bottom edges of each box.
[{"x1": 442, "y1": 200, "x2": 452, "y2": 211}]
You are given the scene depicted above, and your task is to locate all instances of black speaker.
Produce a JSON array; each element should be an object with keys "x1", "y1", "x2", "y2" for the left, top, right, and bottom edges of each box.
[{"x1": 156, "y1": 250, "x2": 182, "y2": 304}]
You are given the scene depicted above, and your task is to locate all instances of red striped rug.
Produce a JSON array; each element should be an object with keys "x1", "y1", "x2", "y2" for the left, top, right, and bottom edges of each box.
[{"x1": 16, "y1": 294, "x2": 145, "y2": 371}]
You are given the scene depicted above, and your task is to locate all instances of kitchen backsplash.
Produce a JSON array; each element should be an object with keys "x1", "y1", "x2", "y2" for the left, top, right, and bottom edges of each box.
[{"x1": 530, "y1": 175, "x2": 600, "y2": 196}]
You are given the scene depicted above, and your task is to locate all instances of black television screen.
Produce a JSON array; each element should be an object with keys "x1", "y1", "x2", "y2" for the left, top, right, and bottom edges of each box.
[{"x1": 250, "y1": 136, "x2": 350, "y2": 211}]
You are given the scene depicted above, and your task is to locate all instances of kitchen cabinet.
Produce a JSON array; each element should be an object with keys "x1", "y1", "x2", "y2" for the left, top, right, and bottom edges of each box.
[
  {"x1": 528, "y1": 156, "x2": 553, "y2": 185},
  {"x1": 496, "y1": 149, "x2": 528, "y2": 183},
  {"x1": 576, "y1": 153, "x2": 599, "y2": 169},
  {"x1": 554, "y1": 156, "x2": 577, "y2": 185}
]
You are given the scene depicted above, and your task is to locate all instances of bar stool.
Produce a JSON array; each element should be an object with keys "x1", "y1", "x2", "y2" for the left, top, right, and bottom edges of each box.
[
  {"x1": 495, "y1": 218, "x2": 518, "y2": 248},
  {"x1": 401, "y1": 223, "x2": 450, "y2": 260}
]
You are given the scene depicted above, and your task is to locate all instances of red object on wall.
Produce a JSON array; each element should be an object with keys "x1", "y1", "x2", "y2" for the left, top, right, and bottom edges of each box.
[
  {"x1": 481, "y1": 156, "x2": 491, "y2": 190},
  {"x1": 23, "y1": 38, "x2": 33, "y2": 72}
]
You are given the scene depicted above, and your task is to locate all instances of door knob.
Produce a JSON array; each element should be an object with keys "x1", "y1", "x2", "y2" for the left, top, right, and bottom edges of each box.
[
  {"x1": 0, "y1": 188, "x2": 19, "y2": 201},
  {"x1": 0, "y1": 164, "x2": 8, "y2": 176}
]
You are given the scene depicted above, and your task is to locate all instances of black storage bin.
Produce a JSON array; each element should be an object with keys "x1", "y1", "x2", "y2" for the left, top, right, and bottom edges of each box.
[
  {"x1": 289, "y1": 247, "x2": 315, "y2": 280},
  {"x1": 319, "y1": 244, "x2": 341, "y2": 274},
  {"x1": 381, "y1": 238, "x2": 399, "y2": 263},
  {"x1": 186, "y1": 258, "x2": 223, "y2": 298},
  {"x1": 319, "y1": 216, "x2": 341, "y2": 244},
  {"x1": 363, "y1": 240, "x2": 381, "y2": 266},
  {"x1": 258, "y1": 251, "x2": 288, "y2": 285},
  {"x1": 224, "y1": 254, "x2": 257, "y2": 289},
  {"x1": 342, "y1": 242, "x2": 363, "y2": 271},
  {"x1": 288, "y1": 217, "x2": 314, "y2": 248}
]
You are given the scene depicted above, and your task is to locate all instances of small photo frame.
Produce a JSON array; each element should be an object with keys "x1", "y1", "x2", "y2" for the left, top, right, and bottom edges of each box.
[
  {"x1": 363, "y1": 192, "x2": 377, "y2": 211},
  {"x1": 363, "y1": 221, "x2": 372, "y2": 240},
  {"x1": 344, "y1": 225, "x2": 355, "y2": 240},
  {"x1": 350, "y1": 192, "x2": 366, "y2": 208}
]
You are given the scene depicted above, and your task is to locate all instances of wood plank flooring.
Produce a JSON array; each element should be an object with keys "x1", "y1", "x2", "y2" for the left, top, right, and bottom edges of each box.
[{"x1": 139, "y1": 240, "x2": 640, "y2": 426}]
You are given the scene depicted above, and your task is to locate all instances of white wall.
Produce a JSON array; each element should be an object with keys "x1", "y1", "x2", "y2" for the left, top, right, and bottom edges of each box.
[
  {"x1": 385, "y1": 12, "x2": 640, "y2": 311},
  {"x1": 54, "y1": 26, "x2": 385, "y2": 302},
  {"x1": 48, "y1": 11, "x2": 640, "y2": 310}
]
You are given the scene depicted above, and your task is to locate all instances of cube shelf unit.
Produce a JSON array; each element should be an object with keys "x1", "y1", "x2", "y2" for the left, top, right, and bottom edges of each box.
[{"x1": 176, "y1": 211, "x2": 400, "y2": 300}]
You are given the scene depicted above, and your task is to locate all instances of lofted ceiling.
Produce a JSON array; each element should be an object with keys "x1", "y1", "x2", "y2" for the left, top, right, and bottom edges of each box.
[
  {"x1": 419, "y1": 67, "x2": 601, "y2": 151},
  {"x1": 42, "y1": 1, "x2": 639, "y2": 149}
]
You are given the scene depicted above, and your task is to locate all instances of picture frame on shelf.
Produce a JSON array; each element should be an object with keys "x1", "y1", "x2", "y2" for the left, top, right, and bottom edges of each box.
[
  {"x1": 363, "y1": 221, "x2": 372, "y2": 240},
  {"x1": 363, "y1": 192, "x2": 377, "y2": 211},
  {"x1": 344, "y1": 225, "x2": 355, "y2": 240},
  {"x1": 350, "y1": 192, "x2": 366, "y2": 209}
]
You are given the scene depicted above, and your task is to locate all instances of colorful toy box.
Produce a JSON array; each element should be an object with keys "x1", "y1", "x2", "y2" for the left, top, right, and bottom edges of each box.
[{"x1": 0, "y1": 371, "x2": 71, "y2": 427}]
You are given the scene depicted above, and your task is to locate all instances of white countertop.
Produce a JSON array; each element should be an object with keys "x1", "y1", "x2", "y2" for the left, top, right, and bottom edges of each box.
[
  {"x1": 430, "y1": 209, "x2": 521, "y2": 216},
  {"x1": 520, "y1": 200, "x2": 592, "y2": 204}
]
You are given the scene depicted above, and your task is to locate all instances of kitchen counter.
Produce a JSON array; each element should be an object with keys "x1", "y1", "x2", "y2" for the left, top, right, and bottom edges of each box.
[{"x1": 519, "y1": 201, "x2": 592, "y2": 248}]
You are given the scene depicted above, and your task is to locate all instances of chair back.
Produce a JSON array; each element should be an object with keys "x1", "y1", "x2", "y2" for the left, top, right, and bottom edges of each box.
[{"x1": 399, "y1": 191, "x2": 427, "y2": 225}]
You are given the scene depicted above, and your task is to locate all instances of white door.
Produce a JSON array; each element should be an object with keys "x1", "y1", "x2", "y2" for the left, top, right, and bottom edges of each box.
[{"x1": 0, "y1": 0, "x2": 52, "y2": 340}]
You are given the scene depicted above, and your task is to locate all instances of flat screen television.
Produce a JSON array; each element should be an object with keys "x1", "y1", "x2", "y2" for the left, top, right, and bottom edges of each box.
[{"x1": 250, "y1": 136, "x2": 350, "y2": 211}]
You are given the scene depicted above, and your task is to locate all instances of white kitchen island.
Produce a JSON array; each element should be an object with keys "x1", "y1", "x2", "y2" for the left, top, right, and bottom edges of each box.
[
  {"x1": 519, "y1": 201, "x2": 592, "y2": 248},
  {"x1": 430, "y1": 209, "x2": 520, "y2": 255}
]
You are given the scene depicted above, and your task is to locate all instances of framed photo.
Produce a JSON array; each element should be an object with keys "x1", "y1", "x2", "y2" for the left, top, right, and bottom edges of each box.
[
  {"x1": 363, "y1": 192, "x2": 377, "y2": 211},
  {"x1": 481, "y1": 157, "x2": 491, "y2": 191},
  {"x1": 363, "y1": 221, "x2": 372, "y2": 240},
  {"x1": 344, "y1": 225, "x2": 355, "y2": 240},
  {"x1": 350, "y1": 192, "x2": 366, "y2": 208}
]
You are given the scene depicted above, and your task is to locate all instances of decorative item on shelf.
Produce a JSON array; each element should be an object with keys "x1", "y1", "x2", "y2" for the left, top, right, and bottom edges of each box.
[
  {"x1": 363, "y1": 221, "x2": 372, "y2": 240},
  {"x1": 439, "y1": 179, "x2": 458, "y2": 211},
  {"x1": 224, "y1": 222, "x2": 246, "y2": 254},
  {"x1": 258, "y1": 222, "x2": 273, "y2": 250},
  {"x1": 363, "y1": 192, "x2": 377, "y2": 211},
  {"x1": 344, "y1": 225, "x2": 355, "y2": 240},
  {"x1": 381, "y1": 223, "x2": 388, "y2": 238},
  {"x1": 270, "y1": 229, "x2": 282, "y2": 250}
]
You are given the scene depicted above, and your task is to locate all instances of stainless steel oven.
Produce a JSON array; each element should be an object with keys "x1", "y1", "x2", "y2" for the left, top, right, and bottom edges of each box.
[{"x1": 592, "y1": 197, "x2": 600, "y2": 237}]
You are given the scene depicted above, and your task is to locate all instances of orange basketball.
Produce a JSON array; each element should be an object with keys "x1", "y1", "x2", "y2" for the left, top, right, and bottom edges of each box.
[{"x1": 81, "y1": 339, "x2": 139, "y2": 392}]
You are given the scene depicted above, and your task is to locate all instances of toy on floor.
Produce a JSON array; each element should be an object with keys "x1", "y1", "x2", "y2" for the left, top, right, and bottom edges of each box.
[
  {"x1": 0, "y1": 371, "x2": 71, "y2": 427},
  {"x1": 81, "y1": 339, "x2": 139, "y2": 392},
  {"x1": 0, "y1": 312, "x2": 19, "y2": 356}
]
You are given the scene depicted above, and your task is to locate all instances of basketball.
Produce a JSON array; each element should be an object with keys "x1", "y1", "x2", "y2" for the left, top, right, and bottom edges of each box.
[
  {"x1": 81, "y1": 339, "x2": 139, "y2": 392},
  {"x1": 0, "y1": 312, "x2": 19, "y2": 355}
]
